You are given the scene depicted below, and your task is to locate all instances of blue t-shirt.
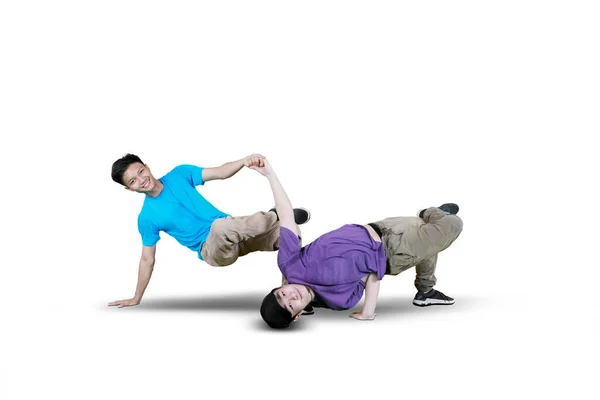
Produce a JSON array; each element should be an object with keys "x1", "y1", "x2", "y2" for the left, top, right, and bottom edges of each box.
[
  {"x1": 137, "y1": 165, "x2": 229, "y2": 259},
  {"x1": 277, "y1": 225, "x2": 387, "y2": 310}
]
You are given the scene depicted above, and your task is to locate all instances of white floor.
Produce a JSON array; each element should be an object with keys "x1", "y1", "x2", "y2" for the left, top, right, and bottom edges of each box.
[
  {"x1": 2, "y1": 2, "x2": 598, "y2": 399},
  {"x1": 4, "y1": 260, "x2": 598, "y2": 399}
]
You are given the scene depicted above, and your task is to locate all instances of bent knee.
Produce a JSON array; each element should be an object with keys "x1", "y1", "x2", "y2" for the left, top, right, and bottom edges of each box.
[
  {"x1": 210, "y1": 217, "x2": 227, "y2": 232},
  {"x1": 447, "y1": 216, "x2": 463, "y2": 240}
]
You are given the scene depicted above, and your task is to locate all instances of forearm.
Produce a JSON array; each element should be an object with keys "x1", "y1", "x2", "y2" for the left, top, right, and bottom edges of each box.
[
  {"x1": 267, "y1": 172, "x2": 295, "y2": 228},
  {"x1": 133, "y1": 260, "x2": 155, "y2": 301},
  {"x1": 361, "y1": 273, "x2": 380, "y2": 316},
  {"x1": 216, "y1": 159, "x2": 245, "y2": 180}
]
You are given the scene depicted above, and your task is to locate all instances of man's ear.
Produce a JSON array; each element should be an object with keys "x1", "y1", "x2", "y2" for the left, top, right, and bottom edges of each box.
[
  {"x1": 293, "y1": 314, "x2": 301, "y2": 322},
  {"x1": 124, "y1": 185, "x2": 134, "y2": 192}
]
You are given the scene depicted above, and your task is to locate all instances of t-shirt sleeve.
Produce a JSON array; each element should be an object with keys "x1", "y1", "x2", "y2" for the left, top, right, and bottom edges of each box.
[
  {"x1": 343, "y1": 282, "x2": 366, "y2": 310},
  {"x1": 277, "y1": 227, "x2": 301, "y2": 272},
  {"x1": 173, "y1": 164, "x2": 205, "y2": 187},
  {"x1": 138, "y1": 217, "x2": 160, "y2": 247}
]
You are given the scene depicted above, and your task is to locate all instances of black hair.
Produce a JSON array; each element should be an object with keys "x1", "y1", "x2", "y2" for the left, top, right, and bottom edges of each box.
[{"x1": 111, "y1": 153, "x2": 145, "y2": 185}]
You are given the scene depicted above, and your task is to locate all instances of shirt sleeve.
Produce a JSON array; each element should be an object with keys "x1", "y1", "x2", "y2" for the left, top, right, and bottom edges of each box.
[
  {"x1": 342, "y1": 281, "x2": 366, "y2": 310},
  {"x1": 316, "y1": 281, "x2": 366, "y2": 311},
  {"x1": 138, "y1": 217, "x2": 160, "y2": 247},
  {"x1": 173, "y1": 164, "x2": 205, "y2": 187},
  {"x1": 277, "y1": 227, "x2": 301, "y2": 273}
]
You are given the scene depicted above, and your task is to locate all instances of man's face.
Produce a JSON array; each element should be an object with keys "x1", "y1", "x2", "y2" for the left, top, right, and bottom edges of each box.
[
  {"x1": 274, "y1": 284, "x2": 311, "y2": 319},
  {"x1": 122, "y1": 162, "x2": 157, "y2": 193}
]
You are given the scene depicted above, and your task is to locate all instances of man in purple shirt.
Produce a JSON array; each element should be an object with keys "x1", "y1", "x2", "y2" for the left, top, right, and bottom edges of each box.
[{"x1": 250, "y1": 159, "x2": 463, "y2": 329}]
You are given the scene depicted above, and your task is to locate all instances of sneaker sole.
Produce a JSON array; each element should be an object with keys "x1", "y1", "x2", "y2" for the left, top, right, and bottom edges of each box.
[
  {"x1": 295, "y1": 207, "x2": 311, "y2": 225},
  {"x1": 412, "y1": 299, "x2": 455, "y2": 307}
]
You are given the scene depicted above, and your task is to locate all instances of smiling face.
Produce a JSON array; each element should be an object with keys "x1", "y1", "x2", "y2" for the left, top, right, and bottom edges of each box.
[
  {"x1": 122, "y1": 162, "x2": 158, "y2": 193},
  {"x1": 273, "y1": 284, "x2": 312, "y2": 318}
]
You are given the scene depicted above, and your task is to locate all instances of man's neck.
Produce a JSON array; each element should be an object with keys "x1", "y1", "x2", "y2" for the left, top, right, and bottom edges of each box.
[
  {"x1": 146, "y1": 179, "x2": 164, "y2": 198},
  {"x1": 305, "y1": 285, "x2": 316, "y2": 302}
]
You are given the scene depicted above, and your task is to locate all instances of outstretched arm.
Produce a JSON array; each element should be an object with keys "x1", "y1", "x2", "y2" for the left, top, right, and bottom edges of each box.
[
  {"x1": 250, "y1": 159, "x2": 300, "y2": 236},
  {"x1": 202, "y1": 154, "x2": 265, "y2": 182},
  {"x1": 108, "y1": 245, "x2": 156, "y2": 308},
  {"x1": 349, "y1": 273, "x2": 380, "y2": 320}
]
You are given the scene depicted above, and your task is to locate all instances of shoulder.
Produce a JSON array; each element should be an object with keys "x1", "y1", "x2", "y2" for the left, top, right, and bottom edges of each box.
[
  {"x1": 138, "y1": 199, "x2": 158, "y2": 222},
  {"x1": 138, "y1": 208, "x2": 154, "y2": 223},
  {"x1": 170, "y1": 164, "x2": 204, "y2": 183},
  {"x1": 172, "y1": 164, "x2": 202, "y2": 173},
  {"x1": 137, "y1": 213, "x2": 158, "y2": 233},
  {"x1": 280, "y1": 226, "x2": 300, "y2": 240},
  {"x1": 162, "y1": 165, "x2": 197, "y2": 182},
  {"x1": 167, "y1": 165, "x2": 189, "y2": 176}
]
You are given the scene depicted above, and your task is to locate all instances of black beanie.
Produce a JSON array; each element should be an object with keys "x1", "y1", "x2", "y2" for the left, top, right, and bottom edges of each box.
[{"x1": 260, "y1": 288, "x2": 293, "y2": 329}]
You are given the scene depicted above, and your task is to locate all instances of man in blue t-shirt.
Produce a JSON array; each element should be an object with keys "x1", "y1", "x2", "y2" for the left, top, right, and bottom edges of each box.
[{"x1": 108, "y1": 153, "x2": 310, "y2": 308}]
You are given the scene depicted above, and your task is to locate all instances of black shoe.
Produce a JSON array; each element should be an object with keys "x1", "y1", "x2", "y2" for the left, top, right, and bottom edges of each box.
[
  {"x1": 419, "y1": 203, "x2": 459, "y2": 219},
  {"x1": 301, "y1": 304, "x2": 315, "y2": 316},
  {"x1": 439, "y1": 203, "x2": 459, "y2": 215},
  {"x1": 269, "y1": 207, "x2": 311, "y2": 225},
  {"x1": 413, "y1": 289, "x2": 455, "y2": 307}
]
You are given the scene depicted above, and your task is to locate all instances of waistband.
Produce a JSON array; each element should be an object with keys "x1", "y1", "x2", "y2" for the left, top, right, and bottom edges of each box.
[{"x1": 367, "y1": 223, "x2": 383, "y2": 241}]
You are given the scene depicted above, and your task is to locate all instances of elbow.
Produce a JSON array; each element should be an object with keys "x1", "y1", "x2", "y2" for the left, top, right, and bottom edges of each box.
[
  {"x1": 213, "y1": 171, "x2": 226, "y2": 180},
  {"x1": 140, "y1": 257, "x2": 155, "y2": 268}
]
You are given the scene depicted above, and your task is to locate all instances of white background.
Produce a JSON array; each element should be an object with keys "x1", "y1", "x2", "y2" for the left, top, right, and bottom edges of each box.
[{"x1": 1, "y1": 1, "x2": 598, "y2": 399}]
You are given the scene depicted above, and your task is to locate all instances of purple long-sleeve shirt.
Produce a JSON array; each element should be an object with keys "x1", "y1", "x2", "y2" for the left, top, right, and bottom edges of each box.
[{"x1": 277, "y1": 225, "x2": 387, "y2": 310}]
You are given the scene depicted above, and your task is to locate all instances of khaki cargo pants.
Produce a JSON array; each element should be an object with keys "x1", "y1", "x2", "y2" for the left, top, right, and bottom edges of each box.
[
  {"x1": 200, "y1": 211, "x2": 280, "y2": 266},
  {"x1": 374, "y1": 207, "x2": 463, "y2": 292}
]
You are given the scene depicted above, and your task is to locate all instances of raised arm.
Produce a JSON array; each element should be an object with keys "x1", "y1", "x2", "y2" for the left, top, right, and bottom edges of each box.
[
  {"x1": 250, "y1": 159, "x2": 300, "y2": 236},
  {"x1": 108, "y1": 245, "x2": 156, "y2": 308},
  {"x1": 201, "y1": 154, "x2": 265, "y2": 182}
]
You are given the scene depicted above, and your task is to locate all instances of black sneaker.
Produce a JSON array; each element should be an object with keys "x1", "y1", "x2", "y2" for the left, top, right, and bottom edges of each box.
[
  {"x1": 439, "y1": 203, "x2": 459, "y2": 215},
  {"x1": 413, "y1": 289, "x2": 455, "y2": 307},
  {"x1": 301, "y1": 304, "x2": 315, "y2": 316},
  {"x1": 269, "y1": 207, "x2": 311, "y2": 225},
  {"x1": 419, "y1": 203, "x2": 459, "y2": 218}
]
